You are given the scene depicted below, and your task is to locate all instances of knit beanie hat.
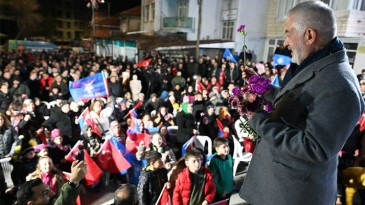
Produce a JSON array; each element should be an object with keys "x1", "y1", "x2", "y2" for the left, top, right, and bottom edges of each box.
[{"x1": 51, "y1": 129, "x2": 63, "y2": 140}]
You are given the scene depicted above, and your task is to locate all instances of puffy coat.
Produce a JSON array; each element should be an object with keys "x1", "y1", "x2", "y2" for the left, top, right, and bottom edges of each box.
[{"x1": 173, "y1": 167, "x2": 216, "y2": 205}]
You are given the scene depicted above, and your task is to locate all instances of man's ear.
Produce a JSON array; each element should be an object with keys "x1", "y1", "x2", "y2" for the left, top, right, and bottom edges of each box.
[{"x1": 305, "y1": 28, "x2": 317, "y2": 45}]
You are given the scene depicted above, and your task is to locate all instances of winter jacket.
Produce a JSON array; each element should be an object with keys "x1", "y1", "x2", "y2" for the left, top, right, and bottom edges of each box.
[
  {"x1": 54, "y1": 182, "x2": 80, "y2": 205},
  {"x1": 137, "y1": 166, "x2": 168, "y2": 205},
  {"x1": 208, "y1": 154, "x2": 234, "y2": 198},
  {"x1": 43, "y1": 109, "x2": 72, "y2": 141},
  {"x1": 0, "y1": 92, "x2": 11, "y2": 114},
  {"x1": 175, "y1": 111, "x2": 195, "y2": 145},
  {"x1": 0, "y1": 126, "x2": 18, "y2": 157},
  {"x1": 173, "y1": 167, "x2": 216, "y2": 205}
]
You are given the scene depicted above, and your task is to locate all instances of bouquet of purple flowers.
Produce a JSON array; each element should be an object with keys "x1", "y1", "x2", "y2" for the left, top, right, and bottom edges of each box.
[
  {"x1": 229, "y1": 75, "x2": 274, "y2": 117},
  {"x1": 229, "y1": 74, "x2": 274, "y2": 140}
]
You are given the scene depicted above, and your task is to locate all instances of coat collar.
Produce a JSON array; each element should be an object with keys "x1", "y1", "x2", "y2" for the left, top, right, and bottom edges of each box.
[{"x1": 274, "y1": 49, "x2": 348, "y2": 103}]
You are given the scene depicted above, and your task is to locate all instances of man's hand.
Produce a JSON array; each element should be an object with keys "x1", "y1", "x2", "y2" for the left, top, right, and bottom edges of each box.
[
  {"x1": 246, "y1": 111, "x2": 255, "y2": 120},
  {"x1": 244, "y1": 68, "x2": 258, "y2": 79},
  {"x1": 69, "y1": 160, "x2": 87, "y2": 184},
  {"x1": 202, "y1": 200, "x2": 209, "y2": 205},
  {"x1": 24, "y1": 114, "x2": 31, "y2": 121}
]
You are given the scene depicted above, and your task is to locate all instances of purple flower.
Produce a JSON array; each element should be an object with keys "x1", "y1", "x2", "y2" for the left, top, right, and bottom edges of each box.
[
  {"x1": 248, "y1": 75, "x2": 260, "y2": 84},
  {"x1": 237, "y1": 25, "x2": 246, "y2": 32},
  {"x1": 264, "y1": 102, "x2": 274, "y2": 112},
  {"x1": 232, "y1": 87, "x2": 241, "y2": 96}
]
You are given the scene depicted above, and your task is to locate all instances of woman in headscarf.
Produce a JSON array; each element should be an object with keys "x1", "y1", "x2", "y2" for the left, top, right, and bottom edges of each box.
[{"x1": 175, "y1": 102, "x2": 198, "y2": 158}]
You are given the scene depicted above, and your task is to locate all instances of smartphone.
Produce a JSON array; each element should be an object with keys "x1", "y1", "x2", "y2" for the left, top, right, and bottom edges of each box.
[{"x1": 76, "y1": 150, "x2": 84, "y2": 161}]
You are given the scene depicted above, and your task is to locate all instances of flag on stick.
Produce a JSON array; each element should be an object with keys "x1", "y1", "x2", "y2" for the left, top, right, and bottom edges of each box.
[
  {"x1": 137, "y1": 59, "x2": 151, "y2": 67},
  {"x1": 155, "y1": 183, "x2": 172, "y2": 205},
  {"x1": 78, "y1": 107, "x2": 102, "y2": 137},
  {"x1": 69, "y1": 72, "x2": 109, "y2": 102},
  {"x1": 223, "y1": 48, "x2": 237, "y2": 63},
  {"x1": 97, "y1": 139, "x2": 131, "y2": 174},
  {"x1": 273, "y1": 54, "x2": 291, "y2": 67}
]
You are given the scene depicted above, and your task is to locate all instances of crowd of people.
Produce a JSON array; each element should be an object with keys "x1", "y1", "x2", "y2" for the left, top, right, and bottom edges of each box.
[
  {"x1": 0, "y1": 46, "x2": 269, "y2": 204},
  {"x1": 0, "y1": 6, "x2": 364, "y2": 202}
]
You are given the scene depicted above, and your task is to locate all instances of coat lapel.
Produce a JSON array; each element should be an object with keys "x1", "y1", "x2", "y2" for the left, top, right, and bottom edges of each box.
[{"x1": 274, "y1": 50, "x2": 348, "y2": 104}]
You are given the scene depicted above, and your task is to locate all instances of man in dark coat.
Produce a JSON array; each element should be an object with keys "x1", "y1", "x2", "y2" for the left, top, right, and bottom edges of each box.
[
  {"x1": 43, "y1": 100, "x2": 73, "y2": 146},
  {"x1": 239, "y1": 2, "x2": 365, "y2": 205}
]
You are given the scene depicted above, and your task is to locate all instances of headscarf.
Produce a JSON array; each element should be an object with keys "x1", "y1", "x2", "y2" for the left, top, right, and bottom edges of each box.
[{"x1": 181, "y1": 102, "x2": 189, "y2": 114}]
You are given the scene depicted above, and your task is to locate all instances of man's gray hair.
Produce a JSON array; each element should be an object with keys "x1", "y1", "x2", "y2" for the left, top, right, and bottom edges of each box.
[{"x1": 288, "y1": 1, "x2": 337, "y2": 45}]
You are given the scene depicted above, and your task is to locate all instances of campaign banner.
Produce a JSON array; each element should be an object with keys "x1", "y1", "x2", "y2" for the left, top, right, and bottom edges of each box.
[{"x1": 69, "y1": 72, "x2": 109, "y2": 102}]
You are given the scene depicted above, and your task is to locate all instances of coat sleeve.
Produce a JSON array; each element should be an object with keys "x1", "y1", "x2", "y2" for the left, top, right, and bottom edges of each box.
[
  {"x1": 54, "y1": 182, "x2": 80, "y2": 205},
  {"x1": 173, "y1": 176, "x2": 183, "y2": 205},
  {"x1": 137, "y1": 172, "x2": 150, "y2": 205}
]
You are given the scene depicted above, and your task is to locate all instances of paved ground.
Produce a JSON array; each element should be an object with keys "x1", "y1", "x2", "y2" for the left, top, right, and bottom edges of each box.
[{"x1": 81, "y1": 162, "x2": 250, "y2": 205}]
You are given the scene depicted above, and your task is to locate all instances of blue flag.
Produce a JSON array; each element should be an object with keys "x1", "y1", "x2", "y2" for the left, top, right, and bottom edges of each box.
[
  {"x1": 273, "y1": 54, "x2": 291, "y2": 67},
  {"x1": 69, "y1": 72, "x2": 109, "y2": 102},
  {"x1": 271, "y1": 74, "x2": 280, "y2": 87},
  {"x1": 223, "y1": 48, "x2": 237, "y2": 63}
]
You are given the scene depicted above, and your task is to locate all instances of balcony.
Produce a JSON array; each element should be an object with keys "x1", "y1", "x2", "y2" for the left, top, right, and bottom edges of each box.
[{"x1": 162, "y1": 16, "x2": 195, "y2": 29}]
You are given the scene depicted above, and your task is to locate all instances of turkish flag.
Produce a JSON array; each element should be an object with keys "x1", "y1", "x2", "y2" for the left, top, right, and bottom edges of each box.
[
  {"x1": 65, "y1": 140, "x2": 83, "y2": 162},
  {"x1": 137, "y1": 59, "x2": 151, "y2": 68},
  {"x1": 96, "y1": 140, "x2": 131, "y2": 174},
  {"x1": 155, "y1": 183, "x2": 171, "y2": 205},
  {"x1": 83, "y1": 150, "x2": 103, "y2": 186},
  {"x1": 78, "y1": 107, "x2": 102, "y2": 137}
]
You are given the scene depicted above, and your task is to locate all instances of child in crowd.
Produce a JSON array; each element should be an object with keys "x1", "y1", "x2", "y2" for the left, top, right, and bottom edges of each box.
[
  {"x1": 136, "y1": 133, "x2": 176, "y2": 170},
  {"x1": 26, "y1": 156, "x2": 65, "y2": 197},
  {"x1": 208, "y1": 137, "x2": 234, "y2": 202},
  {"x1": 81, "y1": 124, "x2": 102, "y2": 158},
  {"x1": 33, "y1": 144, "x2": 49, "y2": 157},
  {"x1": 137, "y1": 150, "x2": 168, "y2": 205},
  {"x1": 173, "y1": 149, "x2": 216, "y2": 205},
  {"x1": 47, "y1": 129, "x2": 70, "y2": 171}
]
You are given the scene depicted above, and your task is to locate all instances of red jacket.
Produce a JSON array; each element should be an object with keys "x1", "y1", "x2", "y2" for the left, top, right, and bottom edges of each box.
[{"x1": 173, "y1": 167, "x2": 216, "y2": 205}]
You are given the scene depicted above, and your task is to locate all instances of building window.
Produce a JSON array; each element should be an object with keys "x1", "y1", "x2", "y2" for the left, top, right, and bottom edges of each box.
[
  {"x1": 67, "y1": 22, "x2": 71, "y2": 29},
  {"x1": 151, "y1": 3, "x2": 155, "y2": 21},
  {"x1": 321, "y1": 0, "x2": 334, "y2": 8},
  {"x1": 353, "y1": 0, "x2": 365, "y2": 10},
  {"x1": 67, "y1": 32, "x2": 72, "y2": 39},
  {"x1": 276, "y1": 0, "x2": 300, "y2": 20},
  {"x1": 179, "y1": 0, "x2": 188, "y2": 17},
  {"x1": 144, "y1": 5, "x2": 149, "y2": 22},
  {"x1": 266, "y1": 39, "x2": 285, "y2": 62},
  {"x1": 222, "y1": 21, "x2": 234, "y2": 40}
]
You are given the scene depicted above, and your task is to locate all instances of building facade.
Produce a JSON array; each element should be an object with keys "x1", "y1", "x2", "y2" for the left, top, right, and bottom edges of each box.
[
  {"x1": 264, "y1": 0, "x2": 365, "y2": 73},
  {"x1": 140, "y1": 0, "x2": 269, "y2": 60}
]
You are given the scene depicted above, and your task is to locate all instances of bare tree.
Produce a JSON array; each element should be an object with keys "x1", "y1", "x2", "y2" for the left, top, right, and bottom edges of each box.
[{"x1": 4, "y1": 0, "x2": 43, "y2": 40}]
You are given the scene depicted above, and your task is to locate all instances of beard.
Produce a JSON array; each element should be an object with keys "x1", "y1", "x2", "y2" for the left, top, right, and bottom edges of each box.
[{"x1": 291, "y1": 42, "x2": 306, "y2": 65}]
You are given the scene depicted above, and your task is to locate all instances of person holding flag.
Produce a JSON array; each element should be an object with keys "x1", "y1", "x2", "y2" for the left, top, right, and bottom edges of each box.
[{"x1": 137, "y1": 150, "x2": 168, "y2": 205}]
